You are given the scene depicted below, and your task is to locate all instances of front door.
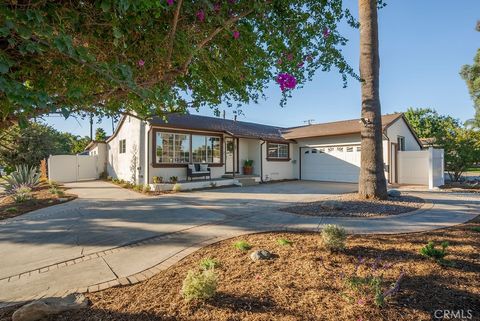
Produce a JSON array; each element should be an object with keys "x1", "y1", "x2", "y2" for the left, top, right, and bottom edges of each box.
[{"x1": 225, "y1": 137, "x2": 238, "y2": 173}]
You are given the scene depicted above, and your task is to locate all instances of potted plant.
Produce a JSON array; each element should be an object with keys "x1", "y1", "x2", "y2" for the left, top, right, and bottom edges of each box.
[
  {"x1": 153, "y1": 176, "x2": 163, "y2": 184},
  {"x1": 169, "y1": 176, "x2": 178, "y2": 184},
  {"x1": 243, "y1": 160, "x2": 254, "y2": 175}
]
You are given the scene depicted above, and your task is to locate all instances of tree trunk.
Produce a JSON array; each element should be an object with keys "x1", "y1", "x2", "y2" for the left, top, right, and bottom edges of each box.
[{"x1": 358, "y1": 0, "x2": 388, "y2": 199}]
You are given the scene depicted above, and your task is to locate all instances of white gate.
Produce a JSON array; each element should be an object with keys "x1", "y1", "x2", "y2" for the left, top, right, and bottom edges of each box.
[
  {"x1": 48, "y1": 155, "x2": 98, "y2": 183},
  {"x1": 397, "y1": 148, "x2": 444, "y2": 189}
]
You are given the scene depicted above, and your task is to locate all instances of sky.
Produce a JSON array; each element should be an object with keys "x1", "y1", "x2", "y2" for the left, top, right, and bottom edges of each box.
[{"x1": 44, "y1": 0, "x2": 480, "y2": 137}]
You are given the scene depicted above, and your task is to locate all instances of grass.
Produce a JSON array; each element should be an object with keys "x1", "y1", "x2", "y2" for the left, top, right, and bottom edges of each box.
[
  {"x1": 276, "y1": 238, "x2": 293, "y2": 246},
  {"x1": 233, "y1": 240, "x2": 252, "y2": 251},
  {"x1": 199, "y1": 258, "x2": 220, "y2": 270},
  {"x1": 466, "y1": 167, "x2": 480, "y2": 172}
]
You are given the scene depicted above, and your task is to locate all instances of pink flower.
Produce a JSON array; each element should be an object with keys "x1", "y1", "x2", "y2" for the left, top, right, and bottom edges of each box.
[
  {"x1": 138, "y1": 59, "x2": 145, "y2": 67},
  {"x1": 323, "y1": 28, "x2": 331, "y2": 38},
  {"x1": 166, "y1": 0, "x2": 174, "y2": 6},
  {"x1": 286, "y1": 53, "x2": 293, "y2": 61},
  {"x1": 276, "y1": 73, "x2": 297, "y2": 91},
  {"x1": 297, "y1": 61, "x2": 304, "y2": 68},
  {"x1": 233, "y1": 30, "x2": 240, "y2": 39},
  {"x1": 277, "y1": 58, "x2": 283, "y2": 65},
  {"x1": 196, "y1": 10, "x2": 205, "y2": 22},
  {"x1": 214, "y1": 3, "x2": 221, "y2": 12}
]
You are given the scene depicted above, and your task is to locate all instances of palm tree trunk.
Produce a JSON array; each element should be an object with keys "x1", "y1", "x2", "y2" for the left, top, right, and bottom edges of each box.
[{"x1": 358, "y1": 0, "x2": 388, "y2": 199}]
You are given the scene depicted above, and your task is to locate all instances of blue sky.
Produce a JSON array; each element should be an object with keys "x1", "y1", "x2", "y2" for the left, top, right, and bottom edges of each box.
[{"x1": 44, "y1": 1, "x2": 480, "y2": 137}]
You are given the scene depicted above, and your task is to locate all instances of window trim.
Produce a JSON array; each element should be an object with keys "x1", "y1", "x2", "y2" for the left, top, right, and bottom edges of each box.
[
  {"x1": 397, "y1": 136, "x2": 406, "y2": 151},
  {"x1": 266, "y1": 142, "x2": 290, "y2": 161},
  {"x1": 119, "y1": 139, "x2": 126, "y2": 154},
  {"x1": 151, "y1": 128, "x2": 224, "y2": 168}
]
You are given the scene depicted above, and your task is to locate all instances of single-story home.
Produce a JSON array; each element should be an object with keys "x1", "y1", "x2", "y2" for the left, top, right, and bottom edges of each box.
[{"x1": 86, "y1": 112, "x2": 443, "y2": 188}]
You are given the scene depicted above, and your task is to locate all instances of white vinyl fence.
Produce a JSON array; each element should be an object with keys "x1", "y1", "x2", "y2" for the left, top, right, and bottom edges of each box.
[
  {"x1": 48, "y1": 155, "x2": 99, "y2": 183},
  {"x1": 398, "y1": 147, "x2": 444, "y2": 189}
]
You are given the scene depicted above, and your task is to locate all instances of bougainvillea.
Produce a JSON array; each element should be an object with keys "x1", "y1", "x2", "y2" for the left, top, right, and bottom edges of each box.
[{"x1": 0, "y1": 0, "x2": 359, "y2": 128}]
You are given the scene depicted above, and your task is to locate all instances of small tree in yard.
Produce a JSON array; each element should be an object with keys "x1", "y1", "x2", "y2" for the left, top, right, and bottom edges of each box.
[{"x1": 95, "y1": 128, "x2": 107, "y2": 141}]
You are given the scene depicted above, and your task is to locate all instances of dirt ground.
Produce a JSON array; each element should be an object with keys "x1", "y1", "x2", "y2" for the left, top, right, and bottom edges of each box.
[
  {"x1": 1, "y1": 218, "x2": 479, "y2": 321},
  {"x1": 282, "y1": 193, "x2": 424, "y2": 217},
  {"x1": 0, "y1": 183, "x2": 76, "y2": 220}
]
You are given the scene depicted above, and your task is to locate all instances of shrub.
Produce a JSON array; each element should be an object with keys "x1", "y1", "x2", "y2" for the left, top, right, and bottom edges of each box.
[
  {"x1": 48, "y1": 180, "x2": 59, "y2": 188},
  {"x1": 99, "y1": 171, "x2": 108, "y2": 179},
  {"x1": 132, "y1": 184, "x2": 142, "y2": 192},
  {"x1": 321, "y1": 224, "x2": 347, "y2": 252},
  {"x1": 2, "y1": 165, "x2": 40, "y2": 192},
  {"x1": 49, "y1": 186, "x2": 65, "y2": 196},
  {"x1": 12, "y1": 186, "x2": 32, "y2": 203},
  {"x1": 142, "y1": 184, "x2": 151, "y2": 193},
  {"x1": 152, "y1": 176, "x2": 163, "y2": 184},
  {"x1": 233, "y1": 240, "x2": 252, "y2": 251},
  {"x1": 172, "y1": 183, "x2": 182, "y2": 192},
  {"x1": 420, "y1": 241, "x2": 449, "y2": 260},
  {"x1": 470, "y1": 226, "x2": 480, "y2": 233},
  {"x1": 169, "y1": 176, "x2": 178, "y2": 183},
  {"x1": 4, "y1": 207, "x2": 18, "y2": 213},
  {"x1": 277, "y1": 238, "x2": 293, "y2": 246},
  {"x1": 199, "y1": 258, "x2": 220, "y2": 270},
  {"x1": 181, "y1": 269, "x2": 217, "y2": 302}
]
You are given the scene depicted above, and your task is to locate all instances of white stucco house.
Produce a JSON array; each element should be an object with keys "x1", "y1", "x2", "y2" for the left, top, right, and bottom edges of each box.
[{"x1": 84, "y1": 112, "x2": 443, "y2": 189}]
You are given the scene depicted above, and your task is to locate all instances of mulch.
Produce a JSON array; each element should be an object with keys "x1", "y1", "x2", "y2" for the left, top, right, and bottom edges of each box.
[
  {"x1": 281, "y1": 193, "x2": 425, "y2": 217},
  {"x1": 2, "y1": 216, "x2": 478, "y2": 321},
  {"x1": 0, "y1": 183, "x2": 76, "y2": 221}
]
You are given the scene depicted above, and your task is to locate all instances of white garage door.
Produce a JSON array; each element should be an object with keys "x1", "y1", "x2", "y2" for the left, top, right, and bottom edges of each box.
[{"x1": 301, "y1": 146, "x2": 361, "y2": 183}]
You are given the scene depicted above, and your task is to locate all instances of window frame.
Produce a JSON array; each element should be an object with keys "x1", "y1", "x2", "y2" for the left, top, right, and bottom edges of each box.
[
  {"x1": 151, "y1": 128, "x2": 223, "y2": 168},
  {"x1": 266, "y1": 142, "x2": 290, "y2": 161},
  {"x1": 119, "y1": 139, "x2": 126, "y2": 154},
  {"x1": 397, "y1": 136, "x2": 406, "y2": 151}
]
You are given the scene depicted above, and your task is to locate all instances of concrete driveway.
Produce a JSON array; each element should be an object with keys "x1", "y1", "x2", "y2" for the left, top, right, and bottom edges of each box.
[{"x1": 0, "y1": 180, "x2": 478, "y2": 306}]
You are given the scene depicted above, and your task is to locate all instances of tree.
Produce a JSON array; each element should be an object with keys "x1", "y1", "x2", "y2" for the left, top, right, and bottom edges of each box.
[
  {"x1": 1, "y1": 0, "x2": 358, "y2": 128},
  {"x1": 405, "y1": 108, "x2": 480, "y2": 182},
  {"x1": 357, "y1": 0, "x2": 387, "y2": 199},
  {"x1": 95, "y1": 128, "x2": 107, "y2": 141},
  {"x1": 404, "y1": 108, "x2": 459, "y2": 140},
  {"x1": 460, "y1": 49, "x2": 480, "y2": 128},
  {"x1": 0, "y1": 123, "x2": 73, "y2": 169}
]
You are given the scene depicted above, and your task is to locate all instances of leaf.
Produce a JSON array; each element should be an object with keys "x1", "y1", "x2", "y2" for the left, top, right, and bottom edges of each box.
[
  {"x1": 100, "y1": 0, "x2": 111, "y2": 12},
  {"x1": 113, "y1": 27, "x2": 123, "y2": 39},
  {"x1": 0, "y1": 62, "x2": 9, "y2": 74}
]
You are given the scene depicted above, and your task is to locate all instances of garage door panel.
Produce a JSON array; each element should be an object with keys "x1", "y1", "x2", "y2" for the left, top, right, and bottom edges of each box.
[{"x1": 301, "y1": 147, "x2": 360, "y2": 183}]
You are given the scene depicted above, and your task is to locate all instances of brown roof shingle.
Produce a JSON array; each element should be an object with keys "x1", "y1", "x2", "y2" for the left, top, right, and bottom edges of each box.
[{"x1": 281, "y1": 113, "x2": 403, "y2": 140}]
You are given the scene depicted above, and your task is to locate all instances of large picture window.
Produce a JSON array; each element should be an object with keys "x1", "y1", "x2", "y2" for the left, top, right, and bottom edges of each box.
[
  {"x1": 156, "y1": 132, "x2": 190, "y2": 163},
  {"x1": 154, "y1": 131, "x2": 222, "y2": 165},
  {"x1": 267, "y1": 143, "x2": 289, "y2": 160}
]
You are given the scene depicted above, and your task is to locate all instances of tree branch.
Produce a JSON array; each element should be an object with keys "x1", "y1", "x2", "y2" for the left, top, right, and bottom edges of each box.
[{"x1": 166, "y1": 0, "x2": 183, "y2": 68}]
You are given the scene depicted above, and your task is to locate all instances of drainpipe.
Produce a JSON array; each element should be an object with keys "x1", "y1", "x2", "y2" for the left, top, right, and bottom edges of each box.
[{"x1": 260, "y1": 140, "x2": 265, "y2": 183}]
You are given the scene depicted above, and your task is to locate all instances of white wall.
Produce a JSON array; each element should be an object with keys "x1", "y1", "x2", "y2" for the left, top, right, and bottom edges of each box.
[
  {"x1": 385, "y1": 118, "x2": 421, "y2": 151},
  {"x1": 262, "y1": 142, "x2": 297, "y2": 181},
  {"x1": 89, "y1": 143, "x2": 107, "y2": 175},
  {"x1": 48, "y1": 155, "x2": 98, "y2": 182},
  {"x1": 398, "y1": 148, "x2": 444, "y2": 188},
  {"x1": 106, "y1": 116, "x2": 144, "y2": 184}
]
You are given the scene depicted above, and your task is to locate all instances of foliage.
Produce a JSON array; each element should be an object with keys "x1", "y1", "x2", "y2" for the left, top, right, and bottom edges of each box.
[
  {"x1": 244, "y1": 159, "x2": 253, "y2": 167},
  {"x1": 95, "y1": 128, "x2": 107, "y2": 141},
  {"x1": 199, "y1": 258, "x2": 220, "y2": 270},
  {"x1": 181, "y1": 269, "x2": 218, "y2": 302},
  {"x1": 69, "y1": 135, "x2": 92, "y2": 154},
  {"x1": 460, "y1": 48, "x2": 480, "y2": 128},
  {"x1": 12, "y1": 185, "x2": 32, "y2": 203},
  {"x1": 152, "y1": 176, "x2": 162, "y2": 184},
  {"x1": 277, "y1": 238, "x2": 293, "y2": 246},
  {"x1": 2, "y1": 164, "x2": 40, "y2": 192},
  {"x1": 405, "y1": 108, "x2": 480, "y2": 181},
  {"x1": 321, "y1": 224, "x2": 347, "y2": 252},
  {"x1": 420, "y1": 241, "x2": 449, "y2": 261},
  {"x1": 4, "y1": 207, "x2": 18, "y2": 213},
  {"x1": 0, "y1": 0, "x2": 359, "y2": 128},
  {"x1": 49, "y1": 185, "x2": 65, "y2": 196},
  {"x1": 233, "y1": 240, "x2": 252, "y2": 251},
  {"x1": 403, "y1": 108, "x2": 459, "y2": 141},
  {"x1": 142, "y1": 184, "x2": 151, "y2": 193},
  {"x1": 169, "y1": 176, "x2": 178, "y2": 183},
  {"x1": 172, "y1": 183, "x2": 182, "y2": 192},
  {"x1": 470, "y1": 226, "x2": 480, "y2": 233},
  {"x1": 344, "y1": 257, "x2": 404, "y2": 307}
]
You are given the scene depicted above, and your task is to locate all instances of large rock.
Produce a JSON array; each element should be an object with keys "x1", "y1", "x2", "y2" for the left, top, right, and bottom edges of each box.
[
  {"x1": 388, "y1": 189, "x2": 401, "y2": 197},
  {"x1": 321, "y1": 200, "x2": 343, "y2": 210},
  {"x1": 12, "y1": 293, "x2": 89, "y2": 321},
  {"x1": 250, "y1": 250, "x2": 273, "y2": 261}
]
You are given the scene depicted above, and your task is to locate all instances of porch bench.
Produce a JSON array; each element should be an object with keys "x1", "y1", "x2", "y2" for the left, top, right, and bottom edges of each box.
[{"x1": 187, "y1": 164, "x2": 211, "y2": 181}]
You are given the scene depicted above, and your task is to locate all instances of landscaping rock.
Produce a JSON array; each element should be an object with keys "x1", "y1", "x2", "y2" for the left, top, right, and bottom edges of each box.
[
  {"x1": 250, "y1": 249, "x2": 273, "y2": 261},
  {"x1": 321, "y1": 200, "x2": 343, "y2": 210},
  {"x1": 388, "y1": 189, "x2": 401, "y2": 197},
  {"x1": 12, "y1": 293, "x2": 89, "y2": 321}
]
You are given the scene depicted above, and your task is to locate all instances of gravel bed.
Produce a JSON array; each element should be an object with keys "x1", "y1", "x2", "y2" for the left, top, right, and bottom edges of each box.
[{"x1": 281, "y1": 193, "x2": 424, "y2": 217}]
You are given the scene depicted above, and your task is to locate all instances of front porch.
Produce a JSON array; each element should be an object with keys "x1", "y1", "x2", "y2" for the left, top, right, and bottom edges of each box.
[{"x1": 149, "y1": 175, "x2": 261, "y2": 192}]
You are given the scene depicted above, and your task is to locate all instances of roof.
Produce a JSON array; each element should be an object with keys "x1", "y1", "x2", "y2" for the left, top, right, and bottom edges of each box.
[
  {"x1": 84, "y1": 140, "x2": 107, "y2": 151},
  {"x1": 149, "y1": 114, "x2": 289, "y2": 142},
  {"x1": 281, "y1": 113, "x2": 404, "y2": 140}
]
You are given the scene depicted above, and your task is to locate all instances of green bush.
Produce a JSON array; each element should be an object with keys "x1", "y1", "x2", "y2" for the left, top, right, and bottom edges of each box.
[
  {"x1": 12, "y1": 186, "x2": 32, "y2": 203},
  {"x1": 199, "y1": 258, "x2": 220, "y2": 270},
  {"x1": 233, "y1": 240, "x2": 252, "y2": 251},
  {"x1": 142, "y1": 184, "x2": 151, "y2": 193},
  {"x1": 181, "y1": 269, "x2": 217, "y2": 302},
  {"x1": 420, "y1": 241, "x2": 449, "y2": 260},
  {"x1": 4, "y1": 207, "x2": 18, "y2": 213},
  {"x1": 49, "y1": 186, "x2": 65, "y2": 196},
  {"x1": 172, "y1": 183, "x2": 182, "y2": 192},
  {"x1": 277, "y1": 238, "x2": 293, "y2": 246},
  {"x1": 321, "y1": 224, "x2": 347, "y2": 252},
  {"x1": 470, "y1": 226, "x2": 480, "y2": 233},
  {"x1": 2, "y1": 165, "x2": 40, "y2": 192}
]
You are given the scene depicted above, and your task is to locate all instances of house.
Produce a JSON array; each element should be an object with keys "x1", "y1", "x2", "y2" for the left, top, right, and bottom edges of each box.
[{"x1": 88, "y1": 112, "x2": 443, "y2": 188}]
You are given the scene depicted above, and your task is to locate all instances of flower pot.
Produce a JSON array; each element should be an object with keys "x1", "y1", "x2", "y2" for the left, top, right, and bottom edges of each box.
[{"x1": 243, "y1": 166, "x2": 253, "y2": 175}]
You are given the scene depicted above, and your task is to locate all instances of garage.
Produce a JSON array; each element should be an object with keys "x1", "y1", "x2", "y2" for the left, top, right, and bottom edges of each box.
[{"x1": 300, "y1": 145, "x2": 361, "y2": 183}]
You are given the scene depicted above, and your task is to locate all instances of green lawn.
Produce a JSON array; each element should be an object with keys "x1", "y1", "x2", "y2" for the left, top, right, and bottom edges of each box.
[{"x1": 466, "y1": 167, "x2": 480, "y2": 173}]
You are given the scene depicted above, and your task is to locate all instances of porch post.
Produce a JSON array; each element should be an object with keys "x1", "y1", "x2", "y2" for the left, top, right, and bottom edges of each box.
[{"x1": 232, "y1": 137, "x2": 236, "y2": 178}]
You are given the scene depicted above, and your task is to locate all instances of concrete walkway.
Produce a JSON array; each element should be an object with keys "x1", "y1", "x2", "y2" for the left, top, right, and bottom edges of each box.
[{"x1": 0, "y1": 180, "x2": 478, "y2": 307}]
